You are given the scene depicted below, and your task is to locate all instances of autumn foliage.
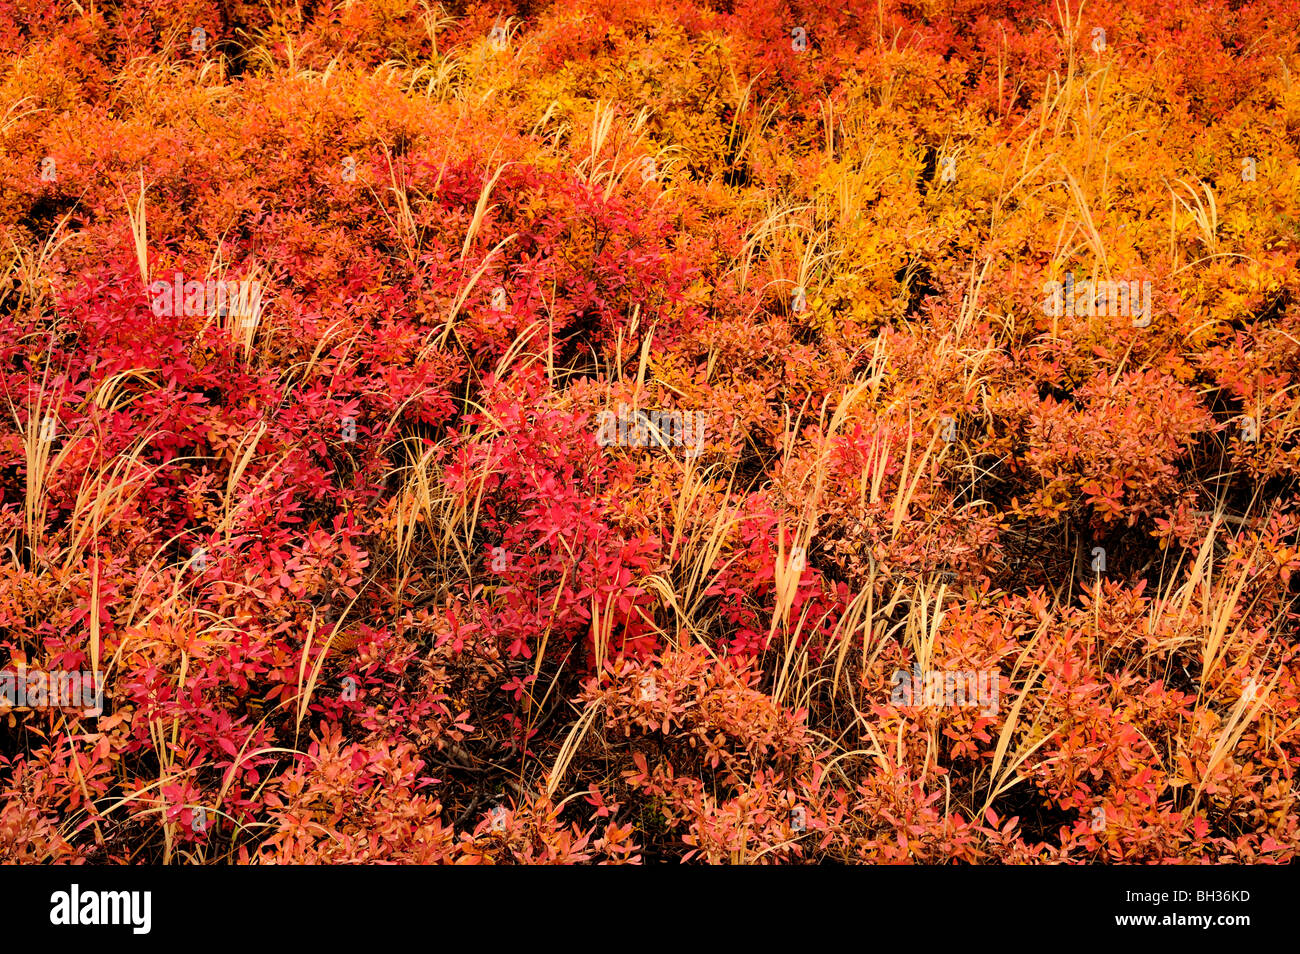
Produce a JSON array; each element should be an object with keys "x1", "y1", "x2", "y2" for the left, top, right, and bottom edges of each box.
[{"x1": 1, "y1": 0, "x2": 1299, "y2": 863}]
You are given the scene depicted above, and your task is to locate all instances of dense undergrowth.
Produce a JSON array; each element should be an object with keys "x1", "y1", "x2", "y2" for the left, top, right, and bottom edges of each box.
[{"x1": 1, "y1": 0, "x2": 1299, "y2": 863}]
